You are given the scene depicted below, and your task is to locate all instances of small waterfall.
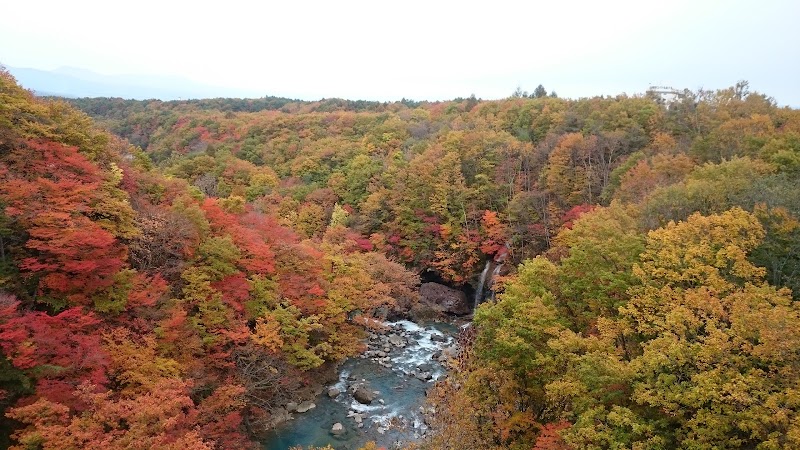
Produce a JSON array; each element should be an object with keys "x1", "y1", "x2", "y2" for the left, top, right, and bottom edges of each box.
[
  {"x1": 490, "y1": 263, "x2": 504, "y2": 301},
  {"x1": 492, "y1": 262, "x2": 504, "y2": 278},
  {"x1": 474, "y1": 260, "x2": 492, "y2": 309}
]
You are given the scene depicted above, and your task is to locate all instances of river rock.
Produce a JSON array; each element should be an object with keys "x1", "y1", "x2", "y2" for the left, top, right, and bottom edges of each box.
[
  {"x1": 331, "y1": 422, "x2": 345, "y2": 435},
  {"x1": 419, "y1": 282, "x2": 471, "y2": 316},
  {"x1": 388, "y1": 334, "x2": 406, "y2": 347},
  {"x1": 296, "y1": 401, "x2": 316, "y2": 413},
  {"x1": 353, "y1": 384, "x2": 378, "y2": 404},
  {"x1": 430, "y1": 333, "x2": 448, "y2": 343},
  {"x1": 415, "y1": 371, "x2": 433, "y2": 381},
  {"x1": 285, "y1": 401, "x2": 298, "y2": 412},
  {"x1": 268, "y1": 407, "x2": 291, "y2": 427},
  {"x1": 328, "y1": 387, "x2": 341, "y2": 398}
]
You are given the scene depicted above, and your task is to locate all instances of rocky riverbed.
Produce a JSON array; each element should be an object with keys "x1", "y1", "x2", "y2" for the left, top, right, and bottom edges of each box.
[{"x1": 262, "y1": 320, "x2": 459, "y2": 449}]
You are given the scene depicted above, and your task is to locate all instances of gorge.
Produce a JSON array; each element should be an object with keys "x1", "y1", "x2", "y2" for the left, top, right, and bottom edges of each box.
[
  {"x1": 1, "y1": 67, "x2": 799, "y2": 449},
  {"x1": 263, "y1": 320, "x2": 459, "y2": 450}
]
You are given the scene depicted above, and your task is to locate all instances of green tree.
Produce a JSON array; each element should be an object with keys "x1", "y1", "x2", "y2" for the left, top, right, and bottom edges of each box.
[{"x1": 553, "y1": 203, "x2": 644, "y2": 328}]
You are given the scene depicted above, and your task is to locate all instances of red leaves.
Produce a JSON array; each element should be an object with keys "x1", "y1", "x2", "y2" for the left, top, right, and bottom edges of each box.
[
  {"x1": 202, "y1": 200, "x2": 276, "y2": 275},
  {"x1": 213, "y1": 274, "x2": 251, "y2": 312},
  {"x1": 532, "y1": 421, "x2": 572, "y2": 450},
  {"x1": 0, "y1": 305, "x2": 109, "y2": 409},
  {"x1": 355, "y1": 237, "x2": 374, "y2": 252},
  {"x1": 560, "y1": 204, "x2": 595, "y2": 230},
  {"x1": 480, "y1": 210, "x2": 508, "y2": 256},
  {"x1": 127, "y1": 273, "x2": 168, "y2": 308},
  {"x1": 237, "y1": 232, "x2": 275, "y2": 274},
  {"x1": 196, "y1": 383, "x2": 248, "y2": 447},
  {"x1": 7, "y1": 380, "x2": 218, "y2": 450},
  {"x1": 0, "y1": 140, "x2": 127, "y2": 305},
  {"x1": 307, "y1": 284, "x2": 325, "y2": 297}
]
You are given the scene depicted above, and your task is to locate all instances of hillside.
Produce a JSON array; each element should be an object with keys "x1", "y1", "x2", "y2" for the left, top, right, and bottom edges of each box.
[
  {"x1": 0, "y1": 69, "x2": 419, "y2": 449},
  {"x1": 66, "y1": 82, "x2": 800, "y2": 293}
]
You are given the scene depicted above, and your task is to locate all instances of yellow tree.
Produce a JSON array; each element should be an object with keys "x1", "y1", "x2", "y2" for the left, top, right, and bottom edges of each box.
[{"x1": 610, "y1": 208, "x2": 800, "y2": 449}]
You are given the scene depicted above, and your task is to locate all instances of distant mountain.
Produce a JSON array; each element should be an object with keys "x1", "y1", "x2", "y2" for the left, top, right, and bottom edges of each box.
[{"x1": 4, "y1": 65, "x2": 263, "y2": 100}]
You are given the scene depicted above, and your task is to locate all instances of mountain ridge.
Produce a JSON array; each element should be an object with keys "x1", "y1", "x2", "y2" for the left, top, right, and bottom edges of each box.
[{"x1": 4, "y1": 65, "x2": 265, "y2": 100}]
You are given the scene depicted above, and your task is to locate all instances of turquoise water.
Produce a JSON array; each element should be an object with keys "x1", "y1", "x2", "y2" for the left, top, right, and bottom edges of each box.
[{"x1": 262, "y1": 321, "x2": 457, "y2": 450}]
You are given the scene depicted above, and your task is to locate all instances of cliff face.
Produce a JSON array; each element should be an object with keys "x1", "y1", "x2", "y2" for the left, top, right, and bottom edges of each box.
[{"x1": 418, "y1": 282, "x2": 471, "y2": 316}]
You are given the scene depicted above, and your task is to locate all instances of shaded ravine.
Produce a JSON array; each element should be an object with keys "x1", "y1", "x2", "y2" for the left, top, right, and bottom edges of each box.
[{"x1": 262, "y1": 321, "x2": 458, "y2": 450}]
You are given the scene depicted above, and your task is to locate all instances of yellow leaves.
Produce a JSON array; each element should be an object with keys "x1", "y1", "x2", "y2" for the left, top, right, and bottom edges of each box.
[
  {"x1": 603, "y1": 206, "x2": 800, "y2": 447},
  {"x1": 501, "y1": 256, "x2": 558, "y2": 301},
  {"x1": 251, "y1": 304, "x2": 325, "y2": 370},
  {"x1": 500, "y1": 411, "x2": 539, "y2": 442},
  {"x1": 249, "y1": 169, "x2": 278, "y2": 190},
  {"x1": 219, "y1": 195, "x2": 245, "y2": 214},
  {"x1": 295, "y1": 202, "x2": 326, "y2": 238},
  {"x1": 544, "y1": 133, "x2": 599, "y2": 204},
  {"x1": 635, "y1": 207, "x2": 766, "y2": 293},
  {"x1": 616, "y1": 153, "x2": 695, "y2": 203},
  {"x1": 328, "y1": 203, "x2": 349, "y2": 228},
  {"x1": 290, "y1": 156, "x2": 323, "y2": 180},
  {"x1": 103, "y1": 328, "x2": 183, "y2": 395},
  {"x1": 92, "y1": 161, "x2": 139, "y2": 239},
  {"x1": 664, "y1": 288, "x2": 726, "y2": 334},
  {"x1": 727, "y1": 284, "x2": 799, "y2": 364},
  {"x1": 709, "y1": 113, "x2": 776, "y2": 160},
  {"x1": 251, "y1": 318, "x2": 283, "y2": 353},
  {"x1": 754, "y1": 204, "x2": 800, "y2": 235},
  {"x1": 647, "y1": 132, "x2": 677, "y2": 155},
  {"x1": 545, "y1": 377, "x2": 588, "y2": 412}
]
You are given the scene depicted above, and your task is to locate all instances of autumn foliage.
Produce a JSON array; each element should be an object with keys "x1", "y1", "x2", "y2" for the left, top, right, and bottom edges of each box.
[
  {"x1": 0, "y1": 140, "x2": 127, "y2": 306},
  {"x1": 0, "y1": 69, "x2": 419, "y2": 448},
  {"x1": 2, "y1": 66, "x2": 800, "y2": 449}
]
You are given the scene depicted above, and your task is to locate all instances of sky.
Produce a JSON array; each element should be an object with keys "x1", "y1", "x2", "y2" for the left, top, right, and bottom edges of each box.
[{"x1": 2, "y1": 0, "x2": 799, "y2": 105}]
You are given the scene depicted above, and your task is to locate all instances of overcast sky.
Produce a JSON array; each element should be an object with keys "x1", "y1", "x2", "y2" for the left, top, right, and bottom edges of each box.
[{"x1": 2, "y1": 0, "x2": 798, "y2": 105}]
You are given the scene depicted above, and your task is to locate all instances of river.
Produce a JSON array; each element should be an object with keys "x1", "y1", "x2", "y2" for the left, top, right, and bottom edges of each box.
[{"x1": 262, "y1": 320, "x2": 458, "y2": 450}]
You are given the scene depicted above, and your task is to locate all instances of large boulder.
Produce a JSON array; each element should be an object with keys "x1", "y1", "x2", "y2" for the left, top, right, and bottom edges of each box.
[
  {"x1": 419, "y1": 282, "x2": 471, "y2": 316},
  {"x1": 430, "y1": 333, "x2": 448, "y2": 343},
  {"x1": 353, "y1": 384, "x2": 378, "y2": 405},
  {"x1": 296, "y1": 401, "x2": 316, "y2": 413}
]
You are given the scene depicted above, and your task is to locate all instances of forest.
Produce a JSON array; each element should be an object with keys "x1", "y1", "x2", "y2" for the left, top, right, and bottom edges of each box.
[{"x1": 2, "y1": 67, "x2": 800, "y2": 449}]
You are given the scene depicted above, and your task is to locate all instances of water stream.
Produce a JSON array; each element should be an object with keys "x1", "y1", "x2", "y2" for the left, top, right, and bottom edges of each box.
[
  {"x1": 262, "y1": 320, "x2": 458, "y2": 450},
  {"x1": 490, "y1": 262, "x2": 504, "y2": 301},
  {"x1": 473, "y1": 260, "x2": 492, "y2": 309}
]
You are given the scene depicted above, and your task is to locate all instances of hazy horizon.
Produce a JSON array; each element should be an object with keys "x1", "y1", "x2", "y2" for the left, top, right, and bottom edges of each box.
[{"x1": 3, "y1": 0, "x2": 799, "y2": 105}]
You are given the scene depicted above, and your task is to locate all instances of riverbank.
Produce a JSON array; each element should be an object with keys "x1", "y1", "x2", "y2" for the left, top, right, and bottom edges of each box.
[{"x1": 262, "y1": 320, "x2": 460, "y2": 449}]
